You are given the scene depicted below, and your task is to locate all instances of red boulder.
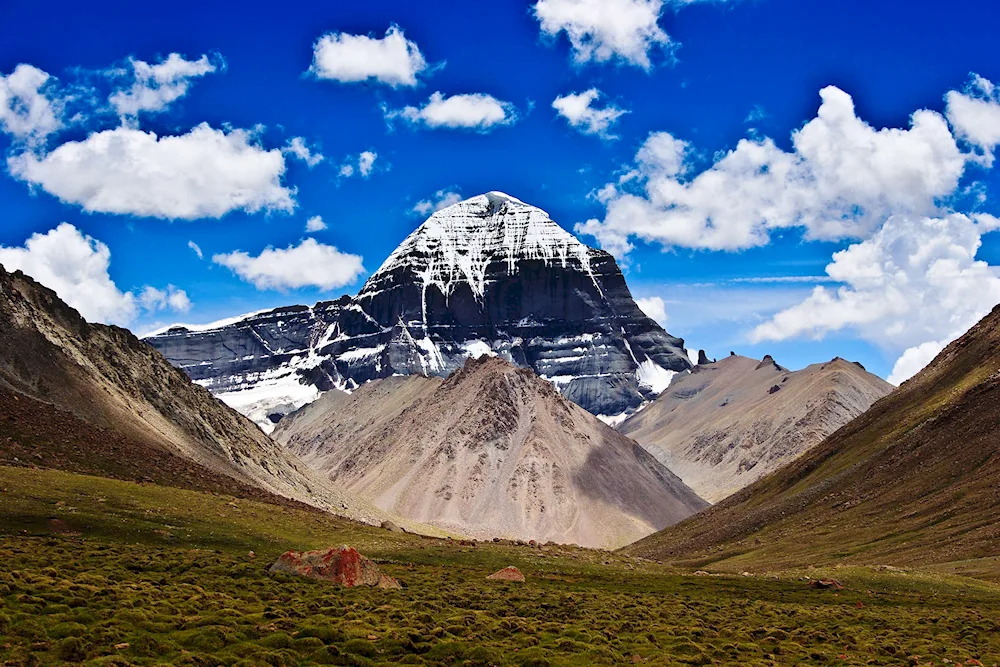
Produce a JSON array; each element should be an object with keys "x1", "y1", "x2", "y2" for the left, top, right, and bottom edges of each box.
[{"x1": 270, "y1": 546, "x2": 401, "y2": 589}]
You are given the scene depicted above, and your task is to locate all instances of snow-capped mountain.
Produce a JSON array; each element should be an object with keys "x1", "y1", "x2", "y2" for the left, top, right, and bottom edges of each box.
[{"x1": 146, "y1": 192, "x2": 691, "y2": 431}]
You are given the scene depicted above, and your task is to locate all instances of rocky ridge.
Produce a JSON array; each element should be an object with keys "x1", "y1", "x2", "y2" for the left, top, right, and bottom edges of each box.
[
  {"x1": 626, "y1": 304, "x2": 1000, "y2": 569},
  {"x1": 619, "y1": 354, "x2": 893, "y2": 502},
  {"x1": 273, "y1": 355, "x2": 708, "y2": 549},
  {"x1": 0, "y1": 264, "x2": 387, "y2": 524}
]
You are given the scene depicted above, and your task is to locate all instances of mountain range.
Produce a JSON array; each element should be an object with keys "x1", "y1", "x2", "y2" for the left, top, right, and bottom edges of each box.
[
  {"x1": 146, "y1": 192, "x2": 692, "y2": 431},
  {"x1": 618, "y1": 354, "x2": 893, "y2": 502},
  {"x1": 273, "y1": 355, "x2": 708, "y2": 549},
  {"x1": 627, "y1": 304, "x2": 1000, "y2": 570}
]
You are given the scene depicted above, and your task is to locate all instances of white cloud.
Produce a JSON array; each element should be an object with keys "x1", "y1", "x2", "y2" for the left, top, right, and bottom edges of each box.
[
  {"x1": 578, "y1": 86, "x2": 970, "y2": 255},
  {"x1": 109, "y1": 53, "x2": 220, "y2": 117},
  {"x1": 187, "y1": 240, "x2": 203, "y2": 259},
  {"x1": 636, "y1": 295, "x2": 667, "y2": 324},
  {"x1": 0, "y1": 224, "x2": 194, "y2": 325},
  {"x1": 358, "y1": 151, "x2": 377, "y2": 177},
  {"x1": 338, "y1": 150, "x2": 378, "y2": 178},
  {"x1": 8, "y1": 123, "x2": 294, "y2": 220},
  {"x1": 0, "y1": 64, "x2": 61, "y2": 142},
  {"x1": 386, "y1": 92, "x2": 517, "y2": 131},
  {"x1": 750, "y1": 213, "x2": 1000, "y2": 382},
  {"x1": 0, "y1": 223, "x2": 135, "y2": 324},
  {"x1": 139, "y1": 284, "x2": 191, "y2": 313},
  {"x1": 552, "y1": 88, "x2": 628, "y2": 137},
  {"x1": 887, "y1": 340, "x2": 948, "y2": 386},
  {"x1": 310, "y1": 25, "x2": 428, "y2": 87},
  {"x1": 945, "y1": 73, "x2": 1000, "y2": 166},
  {"x1": 283, "y1": 136, "x2": 324, "y2": 167},
  {"x1": 305, "y1": 215, "x2": 327, "y2": 232},
  {"x1": 213, "y1": 238, "x2": 365, "y2": 291},
  {"x1": 533, "y1": 0, "x2": 671, "y2": 70},
  {"x1": 413, "y1": 189, "x2": 462, "y2": 216}
]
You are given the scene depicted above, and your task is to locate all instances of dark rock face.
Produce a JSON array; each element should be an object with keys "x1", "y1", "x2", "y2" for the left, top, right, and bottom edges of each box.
[{"x1": 146, "y1": 192, "x2": 690, "y2": 430}]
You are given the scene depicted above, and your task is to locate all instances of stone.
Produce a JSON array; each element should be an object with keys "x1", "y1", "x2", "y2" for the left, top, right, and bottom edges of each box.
[
  {"x1": 486, "y1": 566, "x2": 525, "y2": 582},
  {"x1": 807, "y1": 578, "x2": 844, "y2": 590},
  {"x1": 380, "y1": 520, "x2": 405, "y2": 533},
  {"x1": 270, "y1": 546, "x2": 402, "y2": 589}
]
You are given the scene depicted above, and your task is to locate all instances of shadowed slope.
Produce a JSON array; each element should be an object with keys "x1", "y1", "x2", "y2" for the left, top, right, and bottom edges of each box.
[
  {"x1": 275, "y1": 356, "x2": 707, "y2": 548},
  {"x1": 619, "y1": 355, "x2": 892, "y2": 502},
  {"x1": 625, "y1": 305, "x2": 1000, "y2": 570},
  {"x1": 0, "y1": 264, "x2": 385, "y2": 523}
]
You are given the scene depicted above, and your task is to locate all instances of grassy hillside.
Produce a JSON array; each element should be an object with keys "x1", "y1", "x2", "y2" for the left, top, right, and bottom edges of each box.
[
  {"x1": 625, "y1": 305, "x2": 1000, "y2": 574},
  {"x1": 2, "y1": 465, "x2": 1000, "y2": 666}
]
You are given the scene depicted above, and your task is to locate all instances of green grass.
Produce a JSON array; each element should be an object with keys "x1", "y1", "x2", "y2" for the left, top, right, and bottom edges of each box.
[{"x1": 2, "y1": 466, "x2": 1000, "y2": 666}]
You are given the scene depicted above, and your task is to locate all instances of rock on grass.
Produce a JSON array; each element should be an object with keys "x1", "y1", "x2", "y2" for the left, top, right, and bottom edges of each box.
[{"x1": 269, "y1": 546, "x2": 402, "y2": 589}]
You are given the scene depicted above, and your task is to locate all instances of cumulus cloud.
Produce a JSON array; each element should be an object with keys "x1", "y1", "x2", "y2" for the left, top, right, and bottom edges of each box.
[
  {"x1": 636, "y1": 295, "x2": 667, "y2": 324},
  {"x1": 310, "y1": 25, "x2": 428, "y2": 87},
  {"x1": 8, "y1": 123, "x2": 294, "y2": 220},
  {"x1": 283, "y1": 136, "x2": 324, "y2": 167},
  {"x1": 887, "y1": 340, "x2": 949, "y2": 386},
  {"x1": 385, "y1": 92, "x2": 517, "y2": 131},
  {"x1": 109, "y1": 53, "x2": 220, "y2": 117},
  {"x1": 0, "y1": 64, "x2": 61, "y2": 142},
  {"x1": 213, "y1": 238, "x2": 365, "y2": 291},
  {"x1": 578, "y1": 86, "x2": 970, "y2": 255},
  {"x1": 552, "y1": 88, "x2": 627, "y2": 138},
  {"x1": 139, "y1": 284, "x2": 191, "y2": 313},
  {"x1": 305, "y1": 215, "x2": 327, "y2": 232},
  {"x1": 0, "y1": 223, "x2": 136, "y2": 324},
  {"x1": 339, "y1": 150, "x2": 378, "y2": 178},
  {"x1": 533, "y1": 0, "x2": 671, "y2": 70},
  {"x1": 187, "y1": 240, "x2": 203, "y2": 259},
  {"x1": 750, "y1": 213, "x2": 1000, "y2": 384},
  {"x1": 0, "y1": 223, "x2": 191, "y2": 325},
  {"x1": 412, "y1": 189, "x2": 462, "y2": 216},
  {"x1": 945, "y1": 73, "x2": 1000, "y2": 166}
]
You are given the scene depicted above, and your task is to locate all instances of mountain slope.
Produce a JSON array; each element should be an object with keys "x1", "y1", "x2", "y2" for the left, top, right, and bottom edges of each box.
[
  {"x1": 625, "y1": 305, "x2": 1000, "y2": 570},
  {"x1": 0, "y1": 264, "x2": 385, "y2": 523},
  {"x1": 619, "y1": 355, "x2": 893, "y2": 502},
  {"x1": 274, "y1": 356, "x2": 708, "y2": 549},
  {"x1": 147, "y1": 192, "x2": 690, "y2": 430}
]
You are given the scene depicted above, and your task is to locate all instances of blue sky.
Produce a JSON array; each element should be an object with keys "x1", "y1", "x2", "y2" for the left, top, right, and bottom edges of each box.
[{"x1": 2, "y1": 0, "x2": 1000, "y2": 382}]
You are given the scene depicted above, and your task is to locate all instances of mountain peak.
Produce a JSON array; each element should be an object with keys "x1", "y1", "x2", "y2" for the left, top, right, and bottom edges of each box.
[
  {"x1": 363, "y1": 191, "x2": 593, "y2": 302},
  {"x1": 148, "y1": 192, "x2": 691, "y2": 425},
  {"x1": 275, "y1": 355, "x2": 708, "y2": 548}
]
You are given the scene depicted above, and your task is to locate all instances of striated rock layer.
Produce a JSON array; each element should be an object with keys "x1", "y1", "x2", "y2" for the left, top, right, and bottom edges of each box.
[
  {"x1": 273, "y1": 356, "x2": 708, "y2": 549},
  {"x1": 619, "y1": 355, "x2": 893, "y2": 502},
  {"x1": 146, "y1": 192, "x2": 690, "y2": 430}
]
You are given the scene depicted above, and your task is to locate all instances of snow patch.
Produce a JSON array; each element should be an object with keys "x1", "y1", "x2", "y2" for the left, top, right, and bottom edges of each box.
[
  {"x1": 636, "y1": 359, "x2": 677, "y2": 394},
  {"x1": 596, "y1": 412, "x2": 630, "y2": 427},
  {"x1": 461, "y1": 339, "x2": 496, "y2": 359},
  {"x1": 142, "y1": 308, "x2": 275, "y2": 338}
]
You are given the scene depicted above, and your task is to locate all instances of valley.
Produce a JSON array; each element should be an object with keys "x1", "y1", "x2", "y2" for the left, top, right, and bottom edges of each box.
[{"x1": 3, "y1": 465, "x2": 1000, "y2": 666}]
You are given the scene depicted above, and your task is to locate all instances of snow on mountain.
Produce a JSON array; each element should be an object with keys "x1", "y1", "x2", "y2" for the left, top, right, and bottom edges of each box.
[{"x1": 146, "y1": 192, "x2": 692, "y2": 430}]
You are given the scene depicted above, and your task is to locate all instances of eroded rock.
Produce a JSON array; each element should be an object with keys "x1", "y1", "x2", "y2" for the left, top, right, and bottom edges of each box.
[{"x1": 270, "y1": 546, "x2": 401, "y2": 589}]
